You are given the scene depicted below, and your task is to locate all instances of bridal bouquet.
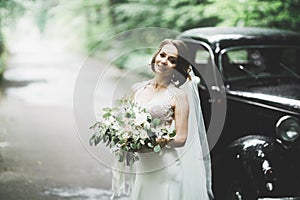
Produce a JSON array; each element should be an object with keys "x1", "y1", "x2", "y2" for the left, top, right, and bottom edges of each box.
[{"x1": 89, "y1": 98, "x2": 176, "y2": 166}]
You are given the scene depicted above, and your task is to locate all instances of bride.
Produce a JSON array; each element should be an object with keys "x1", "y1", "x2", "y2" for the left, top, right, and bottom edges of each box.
[{"x1": 123, "y1": 39, "x2": 213, "y2": 200}]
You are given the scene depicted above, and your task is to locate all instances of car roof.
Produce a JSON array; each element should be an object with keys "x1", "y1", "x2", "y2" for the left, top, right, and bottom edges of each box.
[{"x1": 178, "y1": 27, "x2": 300, "y2": 50}]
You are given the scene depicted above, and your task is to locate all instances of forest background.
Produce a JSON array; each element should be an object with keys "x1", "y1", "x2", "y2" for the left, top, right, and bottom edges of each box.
[{"x1": 1, "y1": 0, "x2": 300, "y2": 72}]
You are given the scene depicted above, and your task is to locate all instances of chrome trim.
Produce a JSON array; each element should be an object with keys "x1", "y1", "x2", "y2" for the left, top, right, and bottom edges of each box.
[
  {"x1": 258, "y1": 198, "x2": 300, "y2": 200},
  {"x1": 227, "y1": 95, "x2": 299, "y2": 116},
  {"x1": 276, "y1": 115, "x2": 300, "y2": 142},
  {"x1": 228, "y1": 91, "x2": 300, "y2": 109}
]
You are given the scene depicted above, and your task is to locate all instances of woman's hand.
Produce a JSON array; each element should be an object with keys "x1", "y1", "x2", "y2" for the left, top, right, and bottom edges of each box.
[{"x1": 155, "y1": 136, "x2": 173, "y2": 147}]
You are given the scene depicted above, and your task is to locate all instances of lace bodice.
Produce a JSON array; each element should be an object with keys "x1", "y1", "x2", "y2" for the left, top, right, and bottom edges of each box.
[{"x1": 134, "y1": 81, "x2": 175, "y2": 126}]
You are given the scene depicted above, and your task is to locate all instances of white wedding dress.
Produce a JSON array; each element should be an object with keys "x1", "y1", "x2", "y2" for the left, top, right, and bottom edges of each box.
[{"x1": 130, "y1": 80, "x2": 211, "y2": 200}]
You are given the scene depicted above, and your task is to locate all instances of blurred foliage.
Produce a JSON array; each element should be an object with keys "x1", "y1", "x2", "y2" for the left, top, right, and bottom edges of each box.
[
  {"x1": 207, "y1": 0, "x2": 300, "y2": 31},
  {"x1": 0, "y1": 0, "x2": 29, "y2": 76},
  {"x1": 2, "y1": 0, "x2": 300, "y2": 71},
  {"x1": 81, "y1": 0, "x2": 300, "y2": 70},
  {"x1": 33, "y1": 0, "x2": 58, "y2": 33},
  {"x1": 0, "y1": 0, "x2": 27, "y2": 25},
  {"x1": 46, "y1": 0, "x2": 110, "y2": 51},
  {"x1": 111, "y1": 0, "x2": 218, "y2": 32}
]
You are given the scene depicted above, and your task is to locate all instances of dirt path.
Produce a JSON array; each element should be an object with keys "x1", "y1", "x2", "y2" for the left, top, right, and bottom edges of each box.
[{"x1": 0, "y1": 32, "x2": 143, "y2": 199}]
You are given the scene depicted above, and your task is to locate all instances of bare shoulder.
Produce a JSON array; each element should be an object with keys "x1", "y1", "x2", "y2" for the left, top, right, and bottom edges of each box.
[
  {"x1": 131, "y1": 81, "x2": 148, "y2": 95},
  {"x1": 172, "y1": 86, "x2": 188, "y2": 99},
  {"x1": 171, "y1": 87, "x2": 188, "y2": 105}
]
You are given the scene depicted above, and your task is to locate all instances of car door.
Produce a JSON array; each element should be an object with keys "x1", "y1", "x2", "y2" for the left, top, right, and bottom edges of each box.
[{"x1": 183, "y1": 39, "x2": 227, "y2": 152}]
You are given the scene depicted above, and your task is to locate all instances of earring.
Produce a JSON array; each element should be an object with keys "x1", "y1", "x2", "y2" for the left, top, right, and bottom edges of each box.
[
  {"x1": 171, "y1": 72, "x2": 179, "y2": 86},
  {"x1": 172, "y1": 72, "x2": 176, "y2": 79}
]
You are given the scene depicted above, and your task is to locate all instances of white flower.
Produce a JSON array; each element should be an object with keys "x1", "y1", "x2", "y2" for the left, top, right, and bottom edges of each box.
[
  {"x1": 133, "y1": 106, "x2": 139, "y2": 114},
  {"x1": 140, "y1": 139, "x2": 145, "y2": 145},
  {"x1": 166, "y1": 125, "x2": 175, "y2": 134},
  {"x1": 140, "y1": 130, "x2": 148, "y2": 139},
  {"x1": 132, "y1": 133, "x2": 139, "y2": 141},
  {"x1": 103, "y1": 117, "x2": 113, "y2": 126},
  {"x1": 134, "y1": 112, "x2": 148, "y2": 125},
  {"x1": 124, "y1": 125, "x2": 132, "y2": 132},
  {"x1": 151, "y1": 127, "x2": 159, "y2": 134},
  {"x1": 144, "y1": 122, "x2": 151, "y2": 130},
  {"x1": 112, "y1": 122, "x2": 120, "y2": 131},
  {"x1": 122, "y1": 132, "x2": 130, "y2": 139}
]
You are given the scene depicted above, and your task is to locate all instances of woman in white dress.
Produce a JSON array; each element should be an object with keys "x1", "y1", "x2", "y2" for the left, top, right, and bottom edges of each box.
[{"x1": 129, "y1": 39, "x2": 213, "y2": 200}]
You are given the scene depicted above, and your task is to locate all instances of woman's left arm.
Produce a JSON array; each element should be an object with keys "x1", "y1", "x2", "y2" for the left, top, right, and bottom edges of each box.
[{"x1": 166, "y1": 89, "x2": 189, "y2": 148}]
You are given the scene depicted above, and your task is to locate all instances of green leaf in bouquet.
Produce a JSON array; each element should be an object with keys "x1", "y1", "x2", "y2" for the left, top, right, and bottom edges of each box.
[
  {"x1": 94, "y1": 136, "x2": 102, "y2": 146},
  {"x1": 115, "y1": 116, "x2": 123, "y2": 122},
  {"x1": 115, "y1": 99, "x2": 123, "y2": 105},
  {"x1": 137, "y1": 142, "x2": 142, "y2": 149},
  {"x1": 89, "y1": 136, "x2": 95, "y2": 146},
  {"x1": 125, "y1": 112, "x2": 131, "y2": 118},
  {"x1": 152, "y1": 118, "x2": 161, "y2": 127},
  {"x1": 130, "y1": 112, "x2": 136, "y2": 118},
  {"x1": 102, "y1": 135, "x2": 107, "y2": 143},
  {"x1": 112, "y1": 136, "x2": 119, "y2": 144},
  {"x1": 154, "y1": 145, "x2": 161, "y2": 153},
  {"x1": 105, "y1": 139, "x2": 111, "y2": 147},
  {"x1": 130, "y1": 143, "x2": 137, "y2": 150},
  {"x1": 90, "y1": 134, "x2": 101, "y2": 146},
  {"x1": 104, "y1": 129, "x2": 111, "y2": 135},
  {"x1": 102, "y1": 107, "x2": 112, "y2": 112},
  {"x1": 161, "y1": 128, "x2": 168, "y2": 135},
  {"x1": 89, "y1": 122, "x2": 99, "y2": 130},
  {"x1": 119, "y1": 139, "x2": 126, "y2": 145},
  {"x1": 117, "y1": 151, "x2": 124, "y2": 162},
  {"x1": 103, "y1": 135, "x2": 110, "y2": 143},
  {"x1": 102, "y1": 112, "x2": 111, "y2": 119},
  {"x1": 124, "y1": 146, "x2": 130, "y2": 151},
  {"x1": 169, "y1": 129, "x2": 176, "y2": 138}
]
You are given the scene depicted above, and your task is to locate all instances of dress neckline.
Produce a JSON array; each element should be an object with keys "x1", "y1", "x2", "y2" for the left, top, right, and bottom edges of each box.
[
  {"x1": 134, "y1": 80, "x2": 175, "y2": 105},
  {"x1": 148, "y1": 79, "x2": 175, "y2": 91}
]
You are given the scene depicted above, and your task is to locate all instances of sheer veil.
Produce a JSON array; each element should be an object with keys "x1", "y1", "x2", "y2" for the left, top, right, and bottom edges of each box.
[{"x1": 178, "y1": 69, "x2": 214, "y2": 199}]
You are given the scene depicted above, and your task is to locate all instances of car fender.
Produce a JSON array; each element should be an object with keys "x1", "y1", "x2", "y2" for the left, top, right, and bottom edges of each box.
[{"x1": 213, "y1": 135, "x2": 287, "y2": 197}]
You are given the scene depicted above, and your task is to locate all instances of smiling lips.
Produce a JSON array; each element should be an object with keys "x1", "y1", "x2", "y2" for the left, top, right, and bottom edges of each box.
[{"x1": 156, "y1": 64, "x2": 168, "y2": 72}]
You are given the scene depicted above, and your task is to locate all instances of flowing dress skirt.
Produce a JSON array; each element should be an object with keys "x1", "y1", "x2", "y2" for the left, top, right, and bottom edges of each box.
[{"x1": 131, "y1": 148, "x2": 183, "y2": 200}]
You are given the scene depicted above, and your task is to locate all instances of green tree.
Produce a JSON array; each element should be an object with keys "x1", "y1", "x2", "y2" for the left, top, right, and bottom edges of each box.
[
  {"x1": 111, "y1": 0, "x2": 220, "y2": 32},
  {"x1": 208, "y1": 0, "x2": 300, "y2": 31},
  {"x1": 48, "y1": 0, "x2": 110, "y2": 51},
  {"x1": 0, "y1": 0, "x2": 28, "y2": 76}
]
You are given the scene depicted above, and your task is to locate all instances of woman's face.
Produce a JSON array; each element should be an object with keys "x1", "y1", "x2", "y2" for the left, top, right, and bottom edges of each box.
[{"x1": 153, "y1": 44, "x2": 178, "y2": 76}]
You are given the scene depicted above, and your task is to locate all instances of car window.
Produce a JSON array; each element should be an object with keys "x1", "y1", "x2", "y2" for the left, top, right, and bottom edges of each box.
[
  {"x1": 195, "y1": 49, "x2": 211, "y2": 65},
  {"x1": 183, "y1": 41, "x2": 215, "y2": 88},
  {"x1": 222, "y1": 47, "x2": 300, "y2": 81}
]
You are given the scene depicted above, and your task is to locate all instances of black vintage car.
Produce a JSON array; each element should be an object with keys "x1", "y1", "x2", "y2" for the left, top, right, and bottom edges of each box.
[{"x1": 177, "y1": 27, "x2": 300, "y2": 199}]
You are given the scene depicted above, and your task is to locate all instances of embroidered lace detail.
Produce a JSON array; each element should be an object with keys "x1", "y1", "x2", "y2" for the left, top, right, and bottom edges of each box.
[{"x1": 134, "y1": 81, "x2": 175, "y2": 126}]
